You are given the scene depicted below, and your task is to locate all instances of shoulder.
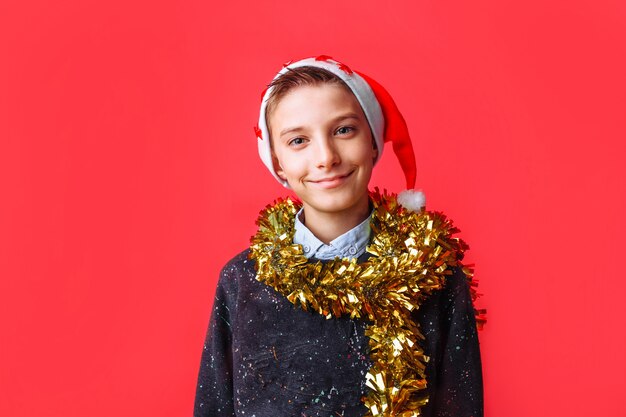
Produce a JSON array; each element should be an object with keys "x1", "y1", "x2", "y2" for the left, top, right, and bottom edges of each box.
[
  {"x1": 220, "y1": 247, "x2": 254, "y2": 274},
  {"x1": 215, "y1": 248, "x2": 256, "y2": 293},
  {"x1": 442, "y1": 265, "x2": 471, "y2": 298}
]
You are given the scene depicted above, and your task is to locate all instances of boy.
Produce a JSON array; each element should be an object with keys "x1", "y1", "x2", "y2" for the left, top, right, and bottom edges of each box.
[{"x1": 194, "y1": 55, "x2": 484, "y2": 417}]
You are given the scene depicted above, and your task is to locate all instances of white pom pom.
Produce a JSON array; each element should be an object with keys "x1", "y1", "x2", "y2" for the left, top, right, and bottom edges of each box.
[{"x1": 397, "y1": 189, "x2": 426, "y2": 212}]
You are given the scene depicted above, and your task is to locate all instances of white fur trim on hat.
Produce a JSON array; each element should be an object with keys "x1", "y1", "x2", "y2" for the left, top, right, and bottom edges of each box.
[
  {"x1": 256, "y1": 56, "x2": 385, "y2": 188},
  {"x1": 397, "y1": 189, "x2": 426, "y2": 212}
]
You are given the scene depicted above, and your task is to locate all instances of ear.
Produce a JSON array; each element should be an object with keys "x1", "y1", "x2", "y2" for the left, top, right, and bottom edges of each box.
[
  {"x1": 372, "y1": 140, "x2": 379, "y2": 161},
  {"x1": 271, "y1": 151, "x2": 287, "y2": 181}
]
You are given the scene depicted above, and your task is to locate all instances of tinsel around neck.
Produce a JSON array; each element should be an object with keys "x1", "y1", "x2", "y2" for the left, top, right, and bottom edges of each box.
[{"x1": 248, "y1": 187, "x2": 485, "y2": 416}]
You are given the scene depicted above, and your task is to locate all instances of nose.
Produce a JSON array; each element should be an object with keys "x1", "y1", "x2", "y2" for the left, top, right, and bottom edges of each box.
[{"x1": 314, "y1": 137, "x2": 340, "y2": 169}]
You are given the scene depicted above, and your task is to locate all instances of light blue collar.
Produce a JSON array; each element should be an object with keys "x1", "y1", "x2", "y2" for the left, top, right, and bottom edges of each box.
[{"x1": 293, "y1": 207, "x2": 373, "y2": 260}]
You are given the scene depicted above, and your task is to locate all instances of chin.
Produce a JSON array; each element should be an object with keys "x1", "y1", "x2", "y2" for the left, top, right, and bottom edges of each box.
[{"x1": 306, "y1": 191, "x2": 366, "y2": 215}]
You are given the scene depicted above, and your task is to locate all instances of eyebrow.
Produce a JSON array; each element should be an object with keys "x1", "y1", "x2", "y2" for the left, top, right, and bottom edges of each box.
[{"x1": 279, "y1": 113, "x2": 362, "y2": 138}]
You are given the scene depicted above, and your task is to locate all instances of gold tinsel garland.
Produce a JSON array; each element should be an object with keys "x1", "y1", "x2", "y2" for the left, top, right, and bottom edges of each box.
[{"x1": 248, "y1": 188, "x2": 485, "y2": 417}]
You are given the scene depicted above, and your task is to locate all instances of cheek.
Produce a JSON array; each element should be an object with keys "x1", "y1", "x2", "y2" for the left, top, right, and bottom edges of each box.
[
  {"x1": 276, "y1": 156, "x2": 305, "y2": 177},
  {"x1": 345, "y1": 134, "x2": 377, "y2": 159},
  {"x1": 350, "y1": 145, "x2": 377, "y2": 165}
]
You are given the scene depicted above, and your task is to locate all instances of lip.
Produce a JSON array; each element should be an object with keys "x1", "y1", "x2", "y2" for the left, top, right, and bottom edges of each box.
[{"x1": 309, "y1": 171, "x2": 354, "y2": 189}]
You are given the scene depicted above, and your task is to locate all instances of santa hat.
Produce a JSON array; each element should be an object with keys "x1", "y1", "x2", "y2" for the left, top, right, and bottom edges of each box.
[{"x1": 254, "y1": 55, "x2": 425, "y2": 210}]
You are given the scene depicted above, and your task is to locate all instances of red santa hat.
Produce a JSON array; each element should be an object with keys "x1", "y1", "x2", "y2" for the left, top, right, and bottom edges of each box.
[{"x1": 254, "y1": 55, "x2": 425, "y2": 211}]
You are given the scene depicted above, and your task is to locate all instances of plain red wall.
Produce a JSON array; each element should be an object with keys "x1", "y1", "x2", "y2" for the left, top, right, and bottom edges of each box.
[{"x1": 2, "y1": 0, "x2": 625, "y2": 416}]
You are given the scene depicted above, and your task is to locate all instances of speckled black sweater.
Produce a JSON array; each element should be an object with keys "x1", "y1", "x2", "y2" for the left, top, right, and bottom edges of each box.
[{"x1": 193, "y1": 249, "x2": 483, "y2": 417}]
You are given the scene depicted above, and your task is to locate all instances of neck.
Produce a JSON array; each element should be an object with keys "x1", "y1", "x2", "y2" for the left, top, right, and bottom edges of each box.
[{"x1": 300, "y1": 196, "x2": 371, "y2": 244}]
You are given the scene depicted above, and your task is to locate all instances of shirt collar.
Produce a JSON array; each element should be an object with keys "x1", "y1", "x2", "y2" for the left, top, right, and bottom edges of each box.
[{"x1": 293, "y1": 207, "x2": 373, "y2": 260}]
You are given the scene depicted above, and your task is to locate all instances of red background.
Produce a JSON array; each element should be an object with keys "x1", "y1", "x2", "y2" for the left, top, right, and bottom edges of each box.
[{"x1": 2, "y1": 0, "x2": 625, "y2": 416}]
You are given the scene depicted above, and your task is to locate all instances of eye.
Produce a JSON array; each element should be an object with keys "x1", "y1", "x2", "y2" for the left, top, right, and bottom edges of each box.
[
  {"x1": 288, "y1": 137, "x2": 306, "y2": 146},
  {"x1": 336, "y1": 126, "x2": 355, "y2": 135}
]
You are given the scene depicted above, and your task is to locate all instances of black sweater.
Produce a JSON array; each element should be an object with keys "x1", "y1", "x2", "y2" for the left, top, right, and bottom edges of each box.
[{"x1": 194, "y1": 249, "x2": 483, "y2": 417}]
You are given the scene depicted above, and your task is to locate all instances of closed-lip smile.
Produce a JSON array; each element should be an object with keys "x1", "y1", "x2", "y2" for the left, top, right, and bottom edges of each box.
[{"x1": 309, "y1": 170, "x2": 354, "y2": 188}]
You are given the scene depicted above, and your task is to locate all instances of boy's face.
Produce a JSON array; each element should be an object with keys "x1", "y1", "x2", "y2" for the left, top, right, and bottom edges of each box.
[{"x1": 268, "y1": 83, "x2": 378, "y2": 220}]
